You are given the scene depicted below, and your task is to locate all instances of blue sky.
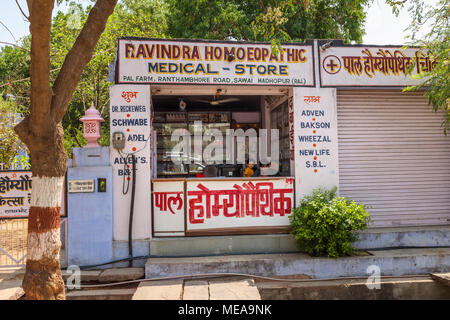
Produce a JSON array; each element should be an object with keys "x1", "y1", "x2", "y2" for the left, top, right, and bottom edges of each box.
[{"x1": 0, "y1": 0, "x2": 434, "y2": 47}]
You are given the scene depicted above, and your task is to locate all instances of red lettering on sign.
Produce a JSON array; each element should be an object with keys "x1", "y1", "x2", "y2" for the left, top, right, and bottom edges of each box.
[
  {"x1": 154, "y1": 191, "x2": 183, "y2": 214},
  {"x1": 121, "y1": 91, "x2": 138, "y2": 103},
  {"x1": 188, "y1": 181, "x2": 293, "y2": 224}
]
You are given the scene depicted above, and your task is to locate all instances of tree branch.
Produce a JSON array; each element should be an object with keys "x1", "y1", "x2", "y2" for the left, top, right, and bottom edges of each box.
[
  {"x1": 0, "y1": 21, "x2": 17, "y2": 42},
  {"x1": 66, "y1": 112, "x2": 82, "y2": 148},
  {"x1": 16, "y1": 0, "x2": 30, "y2": 21},
  {"x1": 100, "y1": 98, "x2": 110, "y2": 116},
  {"x1": 0, "y1": 67, "x2": 60, "y2": 88},
  {"x1": 258, "y1": 0, "x2": 267, "y2": 12},
  {"x1": 51, "y1": 0, "x2": 118, "y2": 123},
  {"x1": 0, "y1": 41, "x2": 28, "y2": 51}
]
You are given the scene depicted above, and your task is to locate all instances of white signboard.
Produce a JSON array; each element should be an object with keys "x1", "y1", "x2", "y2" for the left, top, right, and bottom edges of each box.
[
  {"x1": 319, "y1": 46, "x2": 436, "y2": 87},
  {"x1": 117, "y1": 38, "x2": 315, "y2": 86},
  {"x1": 110, "y1": 84, "x2": 152, "y2": 240},
  {"x1": 186, "y1": 178, "x2": 294, "y2": 235},
  {"x1": 68, "y1": 179, "x2": 95, "y2": 193},
  {"x1": 152, "y1": 179, "x2": 185, "y2": 237},
  {"x1": 0, "y1": 171, "x2": 66, "y2": 218},
  {"x1": 293, "y1": 88, "x2": 339, "y2": 204}
]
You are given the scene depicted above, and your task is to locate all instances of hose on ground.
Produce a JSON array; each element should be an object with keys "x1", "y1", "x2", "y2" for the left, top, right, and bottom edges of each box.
[{"x1": 66, "y1": 272, "x2": 432, "y2": 289}]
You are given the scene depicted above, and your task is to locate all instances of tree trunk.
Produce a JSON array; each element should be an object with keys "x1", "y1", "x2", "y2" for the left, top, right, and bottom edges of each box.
[
  {"x1": 17, "y1": 120, "x2": 68, "y2": 300},
  {"x1": 14, "y1": 0, "x2": 117, "y2": 299}
]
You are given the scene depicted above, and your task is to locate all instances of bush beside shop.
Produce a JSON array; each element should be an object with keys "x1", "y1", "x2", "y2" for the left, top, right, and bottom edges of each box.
[{"x1": 289, "y1": 187, "x2": 371, "y2": 258}]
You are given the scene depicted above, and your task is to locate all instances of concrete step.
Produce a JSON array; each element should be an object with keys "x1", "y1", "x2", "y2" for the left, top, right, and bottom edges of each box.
[
  {"x1": 66, "y1": 288, "x2": 136, "y2": 300},
  {"x1": 0, "y1": 267, "x2": 25, "y2": 281},
  {"x1": 431, "y1": 273, "x2": 450, "y2": 287},
  {"x1": 145, "y1": 248, "x2": 450, "y2": 280},
  {"x1": 257, "y1": 276, "x2": 450, "y2": 300},
  {"x1": 61, "y1": 270, "x2": 102, "y2": 283},
  {"x1": 356, "y1": 225, "x2": 450, "y2": 250},
  {"x1": 60, "y1": 267, "x2": 145, "y2": 284},
  {"x1": 149, "y1": 226, "x2": 450, "y2": 257},
  {"x1": 98, "y1": 267, "x2": 144, "y2": 283}
]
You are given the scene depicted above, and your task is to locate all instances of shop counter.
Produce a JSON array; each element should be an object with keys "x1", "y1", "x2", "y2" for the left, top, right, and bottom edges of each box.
[{"x1": 151, "y1": 176, "x2": 295, "y2": 237}]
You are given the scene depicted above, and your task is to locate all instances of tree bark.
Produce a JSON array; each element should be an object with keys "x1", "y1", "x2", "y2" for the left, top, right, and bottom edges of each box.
[
  {"x1": 15, "y1": 117, "x2": 68, "y2": 299},
  {"x1": 14, "y1": 0, "x2": 117, "y2": 300}
]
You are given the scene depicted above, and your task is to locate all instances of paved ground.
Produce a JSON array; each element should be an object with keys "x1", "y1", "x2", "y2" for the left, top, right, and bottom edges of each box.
[
  {"x1": 132, "y1": 277, "x2": 261, "y2": 300},
  {"x1": 0, "y1": 267, "x2": 262, "y2": 300},
  {"x1": 2, "y1": 257, "x2": 449, "y2": 300},
  {"x1": 0, "y1": 267, "x2": 24, "y2": 300}
]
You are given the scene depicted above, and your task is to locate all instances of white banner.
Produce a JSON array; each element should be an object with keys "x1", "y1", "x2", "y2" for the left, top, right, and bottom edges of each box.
[
  {"x1": 319, "y1": 46, "x2": 435, "y2": 87},
  {"x1": 110, "y1": 84, "x2": 152, "y2": 240},
  {"x1": 117, "y1": 39, "x2": 315, "y2": 86},
  {"x1": 293, "y1": 88, "x2": 339, "y2": 204}
]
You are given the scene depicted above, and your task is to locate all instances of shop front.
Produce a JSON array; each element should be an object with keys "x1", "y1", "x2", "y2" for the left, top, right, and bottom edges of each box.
[
  {"x1": 109, "y1": 38, "x2": 321, "y2": 242},
  {"x1": 100, "y1": 37, "x2": 449, "y2": 262}
]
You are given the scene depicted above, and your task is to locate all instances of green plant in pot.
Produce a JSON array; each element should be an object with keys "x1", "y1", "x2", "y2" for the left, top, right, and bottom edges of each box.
[{"x1": 289, "y1": 186, "x2": 371, "y2": 258}]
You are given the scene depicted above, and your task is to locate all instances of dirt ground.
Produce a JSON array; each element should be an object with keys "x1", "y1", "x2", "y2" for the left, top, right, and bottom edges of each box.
[{"x1": 0, "y1": 219, "x2": 27, "y2": 266}]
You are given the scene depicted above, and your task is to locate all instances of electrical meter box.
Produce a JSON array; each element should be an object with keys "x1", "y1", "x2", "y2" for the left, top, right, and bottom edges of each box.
[{"x1": 112, "y1": 131, "x2": 125, "y2": 150}]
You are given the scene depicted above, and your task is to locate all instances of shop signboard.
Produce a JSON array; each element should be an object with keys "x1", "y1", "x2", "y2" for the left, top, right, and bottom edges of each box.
[
  {"x1": 109, "y1": 84, "x2": 152, "y2": 240},
  {"x1": 319, "y1": 46, "x2": 436, "y2": 87},
  {"x1": 117, "y1": 38, "x2": 315, "y2": 87},
  {"x1": 293, "y1": 88, "x2": 339, "y2": 203},
  {"x1": 185, "y1": 178, "x2": 294, "y2": 235},
  {"x1": 0, "y1": 171, "x2": 66, "y2": 218}
]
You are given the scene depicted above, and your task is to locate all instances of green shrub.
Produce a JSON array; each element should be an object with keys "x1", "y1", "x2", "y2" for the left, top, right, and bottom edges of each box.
[{"x1": 289, "y1": 187, "x2": 371, "y2": 258}]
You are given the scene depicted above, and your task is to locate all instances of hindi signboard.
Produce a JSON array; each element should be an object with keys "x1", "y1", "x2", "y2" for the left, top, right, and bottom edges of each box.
[
  {"x1": 109, "y1": 84, "x2": 152, "y2": 240},
  {"x1": 0, "y1": 171, "x2": 66, "y2": 218},
  {"x1": 293, "y1": 88, "x2": 339, "y2": 204},
  {"x1": 319, "y1": 46, "x2": 436, "y2": 87},
  {"x1": 185, "y1": 178, "x2": 294, "y2": 236},
  {"x1": 117, "y1": 38, "x2": 315, "y2": 87}
]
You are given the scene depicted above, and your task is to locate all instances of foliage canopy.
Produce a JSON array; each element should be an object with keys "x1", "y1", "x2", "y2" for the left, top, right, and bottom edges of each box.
[
  {"x1": 0, "y1": 0, "x2": 448, "y2": 156},
  {"x1": 0, "y1": 1, "x2": 167, "y2": 155},
  {"x1": 397, "y1": 0, "x2": 450, "y2": 134},
  {"x1": 0, "y1": 99, "x2": 28, "y2": 169},
  {"x1": 166, "y1": 0, "x2": 371, "y2": 46}
]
